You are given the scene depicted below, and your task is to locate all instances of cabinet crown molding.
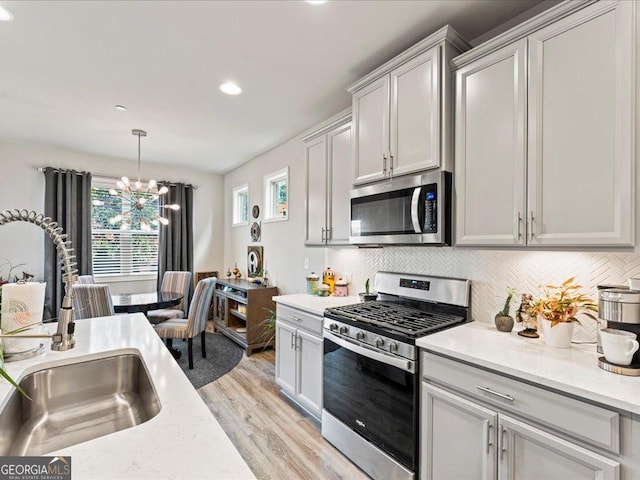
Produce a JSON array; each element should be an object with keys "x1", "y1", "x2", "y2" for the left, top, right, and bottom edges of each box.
[
  {"x1": 451, "y1": 0, "x2": 598, "y2": 69},
  {"x1": 347, "y1": 25, "x2": 469, "y2": 94},
  {"x1": 301, "y1": 110, "x2": 352, "y2": 142}
]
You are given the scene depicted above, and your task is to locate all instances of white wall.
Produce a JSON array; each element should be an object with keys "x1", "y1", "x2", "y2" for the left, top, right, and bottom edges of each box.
[
  {"x1": 223, "y1": 133, "x2": 328, "y2": 295},
  {"x1": 0, "y1": 140, "x2": 224, "y2": 293}
]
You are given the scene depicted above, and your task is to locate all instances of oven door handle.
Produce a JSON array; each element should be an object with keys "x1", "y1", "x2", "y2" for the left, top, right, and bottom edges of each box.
[
  {"x1": 411, "y1": 187, "x2": 422, "y2": 234},
  {"x1": 324, "y1": 330, "x2": 415, "y2": 373}
]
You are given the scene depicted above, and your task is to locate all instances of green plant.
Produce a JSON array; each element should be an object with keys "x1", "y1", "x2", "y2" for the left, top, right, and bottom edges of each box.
[
  {"x1": 498, "y1": 287, "x2": 516, "y2": 316},
  {"x1": 365, "y1": 278, "x2": 370, "y2": 295},
  {"x1": 260, "y1": 307, "x2": 277, "y2": 349},
  {"x1": 528, "y1": 277, "x2": 598, "y2": 328}
]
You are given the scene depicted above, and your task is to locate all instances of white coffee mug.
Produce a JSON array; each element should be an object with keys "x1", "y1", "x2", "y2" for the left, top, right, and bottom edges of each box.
[{"x1": 600, "y1": 328, "x2": 639, "y2": 365}]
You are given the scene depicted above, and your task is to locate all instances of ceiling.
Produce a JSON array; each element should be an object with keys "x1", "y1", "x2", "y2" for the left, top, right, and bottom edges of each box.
[{"x1": 0, "y1": 0, "x2": 547, "y2": 174}]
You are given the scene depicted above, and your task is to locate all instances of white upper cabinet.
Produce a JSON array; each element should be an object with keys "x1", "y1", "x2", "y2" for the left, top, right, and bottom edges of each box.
[
  {"x1": 454, "y1": 0, "x2": 635, "y2": 248},
  {"x1": 352, "y1": 77, "x2": 389, "y2": 185},
  {"x1": 455, "y1": 39, "x2": 527, "y2": 246},
  {"x1": 303, "y1": 112, "x2": 352, "y2": 246},
  {"x1": 349, "y1": 26, "x2": 469, "y2": 186},
  {"x1": 390, "y1": 48, "x2": 441, "y2": 177},
  {"x1": 527, "y1": 1, "x2": 634, "y2": 246}
]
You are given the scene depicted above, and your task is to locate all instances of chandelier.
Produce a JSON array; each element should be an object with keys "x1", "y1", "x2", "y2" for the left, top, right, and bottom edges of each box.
[{"x1": 98, "y1": 129, "x2": 180, "y2": 230}]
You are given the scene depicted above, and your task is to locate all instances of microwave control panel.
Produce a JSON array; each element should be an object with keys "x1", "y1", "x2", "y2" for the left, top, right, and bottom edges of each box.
[{"x1": 423, "y1": 185, "x2": 437, "y2": 234}]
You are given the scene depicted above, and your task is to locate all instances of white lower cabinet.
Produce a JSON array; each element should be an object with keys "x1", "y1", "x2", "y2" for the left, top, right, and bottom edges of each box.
[
  {"x1": 421, "y1": 353, "x2": 623, "y2": 480},
  {"x1": 275, "y1": 304, "x2": 323, "y2": 420}
]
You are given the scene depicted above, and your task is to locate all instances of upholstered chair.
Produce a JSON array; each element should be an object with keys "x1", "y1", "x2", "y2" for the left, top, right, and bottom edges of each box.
[
  {"x1": 146, "y1": 271, "x2": 192, "y2": 325},
  {"x1": 72, "y1": 284, "x2": 115, "y2": 320},
  {"x1": 77, "y1": 275, "x2": 96, "y2": 284},
  {"x1": 154, "y1": 277, "x2": 216, "y2": 369}
]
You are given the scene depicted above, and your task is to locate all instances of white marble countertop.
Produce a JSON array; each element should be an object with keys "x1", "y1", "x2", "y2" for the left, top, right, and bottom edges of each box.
[
  {"x1": 416, "y1": 322, "x2": 640, "y2": 415},
  {"x1": 0, "y1": 314, "x2": 256, "y2": 480},
  {"x1": 273, "y1": 293, "x2": 361, "y2": 316}
]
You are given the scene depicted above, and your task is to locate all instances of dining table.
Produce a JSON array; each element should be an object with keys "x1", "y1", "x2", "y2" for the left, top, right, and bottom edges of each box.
[{"x1": 112, "y1": 291, "x2": 184, "y2": 315}]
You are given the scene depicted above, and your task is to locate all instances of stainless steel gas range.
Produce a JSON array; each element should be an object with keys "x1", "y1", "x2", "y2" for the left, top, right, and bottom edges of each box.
[{"x1": 322, "y1": 271, "x2": 471, "y2": 480}]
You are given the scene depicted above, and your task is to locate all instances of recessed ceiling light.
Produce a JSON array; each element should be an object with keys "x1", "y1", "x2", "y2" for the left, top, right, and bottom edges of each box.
[
  {"x1": 0, "y1": 6, "x2": 14, "y2": 21},
  {"x1": 306, "y1": 0, "x2": 327, "y2": 4},
  {"x1": 219, "y1": 82, "x2": 242, "y2": 96},
  {"x1": 115, "y1": 105, "x2": 127, "y2": 112}
]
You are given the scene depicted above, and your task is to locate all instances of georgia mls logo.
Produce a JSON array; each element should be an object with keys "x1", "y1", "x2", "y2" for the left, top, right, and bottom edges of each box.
[{"x1": 0, "y1": 456, "x2": 71, "y2": 480}]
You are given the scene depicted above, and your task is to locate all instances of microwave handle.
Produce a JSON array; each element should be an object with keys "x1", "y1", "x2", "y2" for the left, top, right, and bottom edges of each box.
[{"x1": 411, "y1": 187, "x2": 422, "y2": 233}]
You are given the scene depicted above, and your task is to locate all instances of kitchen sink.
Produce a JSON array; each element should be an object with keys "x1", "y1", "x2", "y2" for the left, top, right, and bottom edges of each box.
[{"x1": 0, "y1": 353, "x2": 161, "y2": 455}]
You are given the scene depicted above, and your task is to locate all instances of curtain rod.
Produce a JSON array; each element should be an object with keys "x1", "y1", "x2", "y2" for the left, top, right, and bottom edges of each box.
[{"x1": 36, "y1": 167, "x2": 198, "y2": 189}]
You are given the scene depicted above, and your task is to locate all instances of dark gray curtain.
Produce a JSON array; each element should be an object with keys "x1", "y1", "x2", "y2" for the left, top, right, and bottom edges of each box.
[
  {"x1": 43, "y1": 167, "x2": 92, "y2": 318},
  {"x1": 157, "y1": 182, "x2": 194, "y2": 296}
]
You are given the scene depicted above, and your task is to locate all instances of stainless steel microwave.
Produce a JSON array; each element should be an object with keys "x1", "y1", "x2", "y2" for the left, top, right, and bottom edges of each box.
[{"x1": 349, "y1": 171, "x2": 451, "y2": 245}]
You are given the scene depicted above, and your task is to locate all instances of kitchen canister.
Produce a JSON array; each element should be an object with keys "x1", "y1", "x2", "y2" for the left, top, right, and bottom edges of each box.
[
  {"x1": 334, "y1": 279, "x2": 348, "y2": 297},
  {"x1": 1, "y1": 282, "x2": 47, "y2": 355},
  {"x1": 323, "y1": 267, "x2": 336, "y2": 295},
  {"x1": 306, "y1": 273, "x2": 320, "y2": 295}
]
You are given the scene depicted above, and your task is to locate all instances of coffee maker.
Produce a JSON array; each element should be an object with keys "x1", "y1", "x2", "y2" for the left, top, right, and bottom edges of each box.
[{"x1": 597, "y1": 285, "x2": 640, "y2": 375}]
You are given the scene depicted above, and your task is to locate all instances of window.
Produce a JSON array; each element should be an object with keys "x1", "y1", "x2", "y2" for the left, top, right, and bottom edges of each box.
[
  {"x1": 91, "y1": 179, "x2": 159, "y2": 278},
  {"x1": 232, "y1": 184, "x2": 249, "y2": 226},
  {"x1": 264, "y1": 167, "x2": 288, "y2": 222}
]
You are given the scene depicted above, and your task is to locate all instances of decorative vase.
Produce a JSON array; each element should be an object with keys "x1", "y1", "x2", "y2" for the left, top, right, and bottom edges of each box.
[
  {"x1": 541, "y1": 320, "x2": 574, "y2": 348},
  {"x1": 494, "y1": 314, "x2": 514, "y2": 332}
]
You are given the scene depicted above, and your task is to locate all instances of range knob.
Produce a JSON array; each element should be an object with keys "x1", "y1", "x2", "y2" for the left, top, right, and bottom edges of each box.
[
  {"x1": 389, "y1": 341, "x2": 399, "y2": 353},
  {"x1": 329, "y1": 323, "x2": 339, "y2": 332},
  {"x1": 374, "y1": 337, "x2": 384, "y2": 348},
  {"x1": 339, "y1": 325, "x2": 349, "y2": 335},
  {"x1": 355, "y1": 331, "x2": 365, "y2": 340}
]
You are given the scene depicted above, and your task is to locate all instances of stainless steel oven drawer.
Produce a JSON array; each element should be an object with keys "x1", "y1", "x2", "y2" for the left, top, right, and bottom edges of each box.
[{"x1": 422, "y1": 351, "x2": 620, "y2": 453}]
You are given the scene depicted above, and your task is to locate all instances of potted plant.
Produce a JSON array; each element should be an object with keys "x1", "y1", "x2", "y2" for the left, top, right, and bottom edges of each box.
[
  {"x1": 260, "y1": 307, "x2": 277, "y2": 350},
  {"x1": 495, "y1": 288, "x2": 516, "y2": 332},
  {"x1": 359, "y1": 278, "x2": 377, "y2": 302},
  {"x1": 528, "y1": 277, "x2": 598, "y2": 348}
]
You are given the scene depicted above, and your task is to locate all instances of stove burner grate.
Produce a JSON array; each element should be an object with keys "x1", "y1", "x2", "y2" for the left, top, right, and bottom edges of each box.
[{"x1": 326, "y1": 301, "x2": 465, "y2": 338}]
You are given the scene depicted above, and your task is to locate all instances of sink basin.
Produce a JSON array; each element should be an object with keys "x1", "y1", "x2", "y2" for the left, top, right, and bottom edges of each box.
[{"x1": 0, "y1": 353, "x2": 161, "y2": 455}]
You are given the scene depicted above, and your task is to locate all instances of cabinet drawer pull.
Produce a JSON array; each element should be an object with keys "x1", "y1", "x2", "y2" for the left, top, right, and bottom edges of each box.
[
  {"x1": 476, "y1": 386, "x2": 514, "y2": 402},
  {"x1": 289, "y1": 315, "x2": 302, "y2": 322}
]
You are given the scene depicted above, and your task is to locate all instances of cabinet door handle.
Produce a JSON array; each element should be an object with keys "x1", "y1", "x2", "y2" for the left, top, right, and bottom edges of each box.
[
  {"x1": 321, "y1": 227, "x2": 326, "y2": 242},
  {"x1": 325, "y1": 228, "x2": 331, "y2": 241},
  {"x1": 291, "y1": 332, "x2": 295, "y2": 350},
  {"x1": 517, "y1": 212, "x2": 522, "y2": 239},
  {"x1": 296, "y1": 335, "x2": 301, "y2": 351},
  {"x1": 529, "y1": 211, "x2": 535, "y2": 241},
  {"x1": 498, "y1": 424, "x2": 507, "y2": 461},
  {"x1": 383, "y1": 153, "x2": 387, "y2": 176},
  {"x1": 389, "y1": 153, "x2": 394, "y2": 178},
  {"x1": 476, "y1": 386, "x2": 515, "y2": 402},
  {"x1": 485, "y1": 421, "x2": 494, "y2": 454}
]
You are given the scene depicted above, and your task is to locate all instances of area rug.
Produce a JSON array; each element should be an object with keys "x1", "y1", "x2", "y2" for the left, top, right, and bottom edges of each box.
[{"x1": 171, "y1": 332, "x2": 244, "y2": 389}]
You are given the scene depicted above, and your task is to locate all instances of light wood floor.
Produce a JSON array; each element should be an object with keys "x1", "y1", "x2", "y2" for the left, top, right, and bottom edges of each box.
[{"x1": 198, "y1": 339, "x2": 368, "y2": 479}]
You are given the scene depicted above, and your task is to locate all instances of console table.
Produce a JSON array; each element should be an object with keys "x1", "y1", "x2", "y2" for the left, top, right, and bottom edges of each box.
[{"x1": 212, "y1": 278, "x2": 278, "y2": 356}]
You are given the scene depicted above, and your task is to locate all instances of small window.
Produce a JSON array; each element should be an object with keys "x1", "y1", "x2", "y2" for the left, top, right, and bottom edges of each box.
[
  {"x1": 232, "y1": 184, "x2": 249, "y2": 226},
  {"x1": 264, "y1": 167, "x2": 288, "y2": 222}
]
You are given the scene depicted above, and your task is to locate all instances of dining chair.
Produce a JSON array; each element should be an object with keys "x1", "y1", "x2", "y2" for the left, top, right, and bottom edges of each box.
[
  {"x1": 154, "y1": 277, "x2": 216, "y2": 369},
  {"x1": 71, "y1": 284, "x2": 115, "y2": 320},
  {"x1": 77, "y1": 275, "x2": 96, "y2": 284},
  {"x1": 146, "y1": 271, "x2": 192, "y2": 325}
]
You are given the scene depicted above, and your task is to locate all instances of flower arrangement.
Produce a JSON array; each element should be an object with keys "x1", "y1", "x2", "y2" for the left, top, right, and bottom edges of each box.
[{"x1": 528, "y1": 277, "x2": 598, "y2": 328}]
